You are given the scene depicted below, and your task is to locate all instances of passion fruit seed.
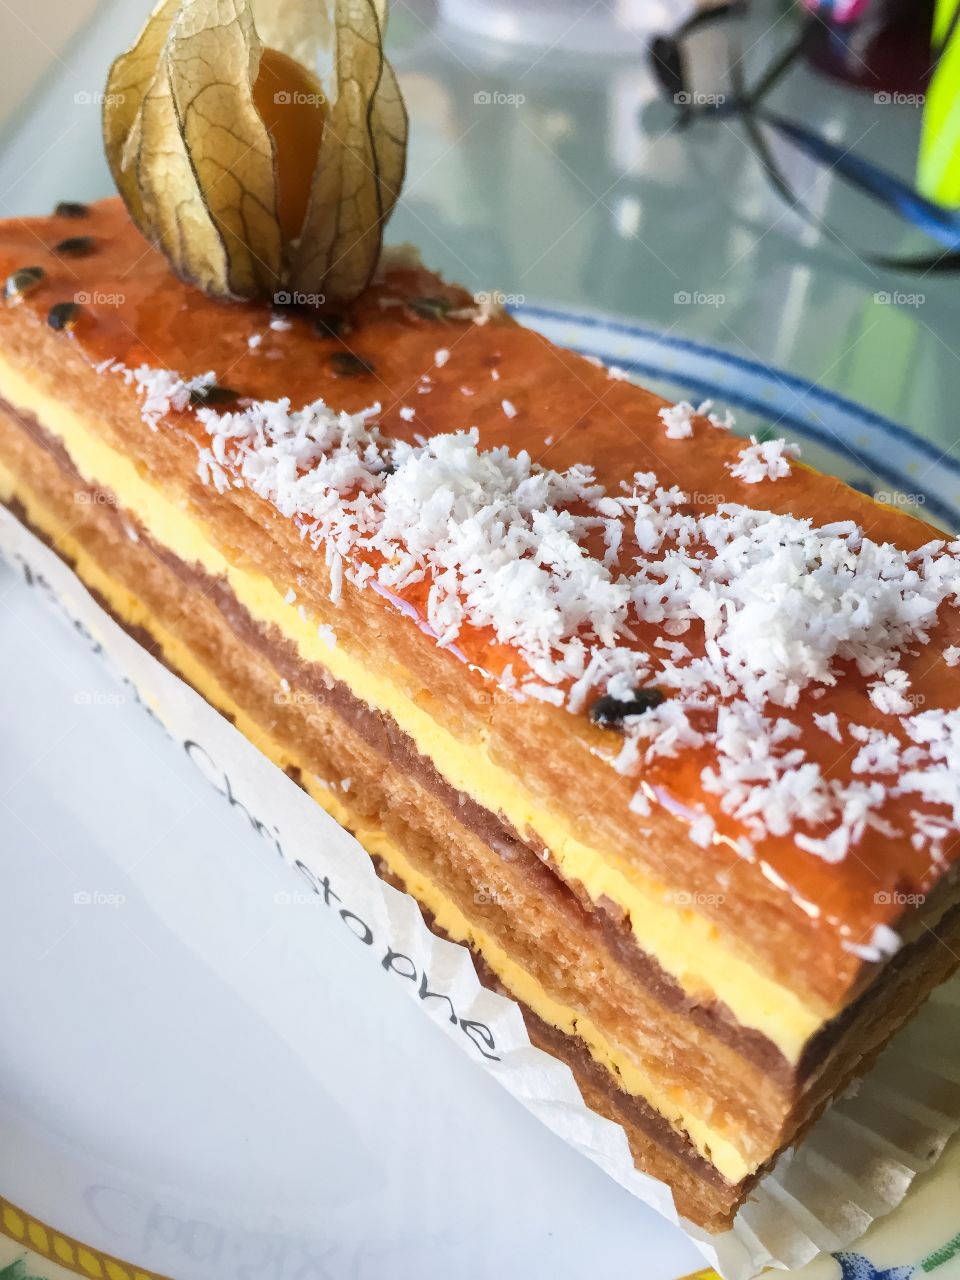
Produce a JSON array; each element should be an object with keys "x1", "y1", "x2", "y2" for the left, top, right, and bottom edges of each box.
[
  {"x1": 54, "y1": 201, "x2": 90, "y2": 219},
  {"x1": 407, "y1": 295, "x2": 452, "y2": 320},
  {"x1": 313, "y1": 313, "x2": 348, "y2": 338},
  {"x1": 189, "y1": 384, "x2": 239, "y2": 406},
  {"x1": 47, "y1": 301, "x2": 81, "y2": 331},
  {"x1": 330, "y1": 352, "x2": 375, "y2": 376},
  {"x1": 53, "y1": 236, "x2": 96, "y2": 258},
  {"x1": 5, "y1": 266, "x2": 44, "y2": 299},
  {"x1": 590, "y1": 687, "x2": 665, "y2": 730}
]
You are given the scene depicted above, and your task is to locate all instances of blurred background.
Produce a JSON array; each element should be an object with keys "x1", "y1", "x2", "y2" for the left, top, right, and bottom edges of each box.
[{"x1": 0, "y1": 0, "x2": 957, "y2": 453}]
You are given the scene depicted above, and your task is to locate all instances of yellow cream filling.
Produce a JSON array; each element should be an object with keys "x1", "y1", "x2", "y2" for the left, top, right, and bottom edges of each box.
[
  {"x1": 0, "y1": 460, "x2": 756, "y2": 1183},
  {"x1": 0, "y1": 355, "x2": 830, "y2": 1062}
]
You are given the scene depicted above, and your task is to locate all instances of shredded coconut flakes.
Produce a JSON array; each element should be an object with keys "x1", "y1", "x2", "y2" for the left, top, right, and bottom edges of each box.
[
  {"x1": 843, "y1": 923, "x2": 902, "y2": 962},
  {"x1": 116, "y1": 362, "x2": 960, "y2": 877},
  {"x1": 658, "y1": 400, "x2": 695, "y2": 440},
  {"x1": 728, "y1": 435, "x2": 801, "y2": 484}
]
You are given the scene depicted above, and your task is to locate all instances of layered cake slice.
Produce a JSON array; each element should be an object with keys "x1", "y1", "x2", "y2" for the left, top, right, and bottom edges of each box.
[{"x1": 1, "y1": 198, "x2": 959, "y2": 1229}]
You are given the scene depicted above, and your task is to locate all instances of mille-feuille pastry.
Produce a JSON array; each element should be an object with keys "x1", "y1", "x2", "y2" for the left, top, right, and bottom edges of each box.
[{"x1": 1, "y1": 0, "x2": 959, "y2": 1233}]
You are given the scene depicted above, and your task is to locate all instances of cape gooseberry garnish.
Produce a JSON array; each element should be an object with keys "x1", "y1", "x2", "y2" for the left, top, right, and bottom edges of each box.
[
  {"x1": 54, "y1": 201, "x2": 90, "y2": 219},
  {"x1": 5, "y1": 266, "x2": 44, "y2": 299},
  {"x1": 102, "y1": 0, "x2": 407, "y2": 305},
  {"x1": 54, "y1": 236, "x2": 96, "y2": 258},
  {"x1": 47, "y1": 301, "x2": 82, "y2": 331},
  {"x1": 590, "y1": 687, "x2": 665, "y2": 730}
]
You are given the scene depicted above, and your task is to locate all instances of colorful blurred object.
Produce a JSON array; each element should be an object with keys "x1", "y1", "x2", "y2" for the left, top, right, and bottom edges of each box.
[
  {"x1": 800, "y1": 0, "x2": 935, "y2": 93},
  {"x1": 650, "y1": 0, "x2": 960, "y2": 265},
  {"x1": 801, "y1": 0, "x2": 871, "y2": 21},
  {"x1": 919, "y1": 0, "x2": 960, "y2": 207}
]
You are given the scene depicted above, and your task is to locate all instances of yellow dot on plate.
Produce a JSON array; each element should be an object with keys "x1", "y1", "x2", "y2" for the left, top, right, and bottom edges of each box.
[
  {"x1": 105, "y1": 1260, "x2": 131, "y2": 1280},
  {"x1": 54, "y1": 1236, "x2": 76, "y2": 1266},
  {"x1": 2, "y1": 1206, "x2": 25, "y2": 1239},
  {"x1": 27, "y1": 1221, "x2": 48, "y2": 1252},
  {"x1": 78, "y1": 1246, "x2": 104, "y2": 1276}
]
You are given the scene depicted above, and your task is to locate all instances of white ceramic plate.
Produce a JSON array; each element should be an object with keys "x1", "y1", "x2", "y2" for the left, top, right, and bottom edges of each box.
[{"x1": 0, "y1": 316, "x2": 956, "y2": 1280}]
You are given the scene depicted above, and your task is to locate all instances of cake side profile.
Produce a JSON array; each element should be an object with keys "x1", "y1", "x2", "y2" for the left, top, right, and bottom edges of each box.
[{"x1": 1, "y1": 199, "x2": 959, "y2": 1229}]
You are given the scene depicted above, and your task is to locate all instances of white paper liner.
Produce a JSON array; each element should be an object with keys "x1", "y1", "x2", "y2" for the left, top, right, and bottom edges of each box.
[{"x1": 2, "y1": 500, "x2": 958, "y2": 1280}]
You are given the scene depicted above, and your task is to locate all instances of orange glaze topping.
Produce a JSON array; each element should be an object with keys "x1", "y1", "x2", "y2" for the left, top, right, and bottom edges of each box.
[{"x1": 2, "y1": 197, "x2": 960, "y2": 952}]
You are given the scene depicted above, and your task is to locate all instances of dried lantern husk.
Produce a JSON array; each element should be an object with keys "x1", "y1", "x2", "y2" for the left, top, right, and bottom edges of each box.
[{"x1": 103, "y1": 0, "x2": 407, "y2": 304}]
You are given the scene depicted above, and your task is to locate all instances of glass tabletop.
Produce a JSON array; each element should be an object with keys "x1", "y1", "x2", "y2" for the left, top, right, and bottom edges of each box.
[{"x1": 0, "y1": 0, "x2": 955, "y2": 469}]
